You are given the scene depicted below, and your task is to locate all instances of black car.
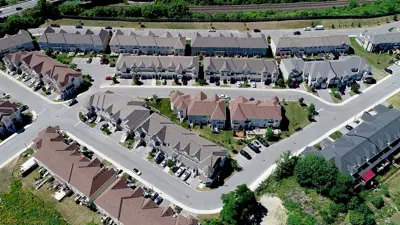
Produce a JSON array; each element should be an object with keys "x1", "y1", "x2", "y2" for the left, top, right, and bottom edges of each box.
[
  {"x1": 154, "y1": 154, "x2": 165, "y2": 164},
  {"x1": 345, "y1": 125, "x2": 353, "y2": 130},
  {"x1": 384, "y1": 67, "x2": 393, "y2": 74},
  {"x1": 105, "y1": 26, "x2": 112, "y2": 30},
  {"x1": 240, "y1": 150, "x2": 252, "y2": 160},
  {"x1": 258, "y1": 139, "x2": 270, "y2": 147},
  {"x1": 16, "y1": 7, "x2": 22, "y2": 11},
  {"x1": 247, "y1": 144, "x2": 260, "y2": 154},
  {"x1": 75, "y1": 25, "x2": 83, "y2": 29},
  {"x1": 253, "y1": 29, "x2": 261, "y2": 33},
  {"x1": 215, "y1": 81, "x2": 220, "y2": 86},
  {"x1": 20, "y1": 105, "x2": 29, "y2": 112},
  {"x1": 68, "y1": 98, "x2": 77, "y2": 106},
  {"x1": 293, "y1": 31, "x2": 301, "y2": 35}
]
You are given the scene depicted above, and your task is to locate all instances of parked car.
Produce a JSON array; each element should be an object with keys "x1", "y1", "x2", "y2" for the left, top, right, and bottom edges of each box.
[
  {"x1": 174, "y1": 167, "x2": 185, "y2": 177},
  {"x1": 16, "y1": 7, "x2": 22, "y2": 10},
  {"x1": 105, "y1": 26, "x2": 112, "y2": 29},
  {"x1": 293, "y1": 31, "x2": 301, "y2": 35},
  {"x1": 154, "y1": 196, "x2": 163, "y2": 205},
  {"x1": 86, "y1": 58, "x2": 92, "y2": 63},
  {"x1": 87, "y1": 115, "x2": 97, "y2": 123},
  {"x1": 150, "y1": 192, "x2": 159, "y2": 200},
  {"x1": 247, "y1": 144, "x2": 260, "y2": 154},
  {"x1": 251, "y1": 82, "x2": 256, "y2": 88},
  {"x1": 154, "y1": 154, "x2": 165, "y2": 164},
  {"x1": 240, "y1": 150, "x2": 252, "y2": 160},
  {"x1": 237, "y1": 82, "x2": 242, "y2": 87},
  {"x1": 303, "y1": 27, "x2": 311, "y2": 31},
  {"x1": 68, "y1": 98, "x2": 77, "y2": 106},
  {"x1": 160, "y1": 160, "x2": 167, "y2": 167},
  {"x1": 105, "y1": 76, "x2": 113, "y2": 80},
  {"x1": 345, "y1": 125, "x2": 353, "y2": 130},
  {"x1": 181, "y1": 171, "x2": 191, "y2": 181},
  {"x1": 50, "y1": 24, "x2": 60, "y2": 27},
  {"x1": 384, "y1": 67, "x2": 393, "y2": 74},
  {"x1": 253, "y1": 29, "x2": 261, "y2": 33},
  {"x1": 258, "y1": 139, "x2": 270, "y2": 147},
  {"x1": 132, "y1": 168, "x2": 141, "y2": 176},
  {"x1": 252, "y1": 140, "x2": 262, "y2": 149},
  {"x1": 20, "y1": 105, "x2": 29, "y2": 112},
  {"x1": 75, "y1": 25, "x2": 83, "y2": 29},
  {"x1": 215, "y1": 81, "x2": 220, "y2": 86}
]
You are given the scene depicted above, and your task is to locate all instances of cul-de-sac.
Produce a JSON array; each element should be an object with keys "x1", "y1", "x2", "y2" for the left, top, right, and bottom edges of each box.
[{"x1": 2, "y1": 0, "x2": 400, "y2": 224}]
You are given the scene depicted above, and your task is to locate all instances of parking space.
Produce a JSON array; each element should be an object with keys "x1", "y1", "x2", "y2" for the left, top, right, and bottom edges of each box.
[
  {"x1": 316, "y1": 89, "x2": 335, "y2": 103},
  {"x1": 319, "y1": 138, "x2": 333, "y2": 149},
  {"x1": 234, "y1": 140, "x2": 269, "y2": 167}
]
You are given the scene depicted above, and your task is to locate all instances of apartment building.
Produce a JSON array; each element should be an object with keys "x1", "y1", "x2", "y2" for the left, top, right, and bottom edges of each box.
[
  {"x1": 110, "y1": 29, "x2": 186, "y2": 55},
  {"x1": 229, "y1": 96, "x2": 282, "y2": 130},
  {"x1": 95, "y1": 177, "x2": 199, "y2": 225},
  {"x1": 303, "y1": 105, "x2": 400, "y2": 185},
  {"x1": 356, "y1": 31, "x2": 400, "y2": 52},
  {"x1": 134, "y1": 113, "x2": 227, "y2": 185},
  {"x1": 170, "y1": 91, "x2": 226, "y2": 129},
  {"x1": 3, "y1": 51, "x2": 83, "y2": 99},
  {"x1": 116, "y1": 54, "x2": 199, "y2": 80},
  {"x1": 0, "y1": 100, "x2": 23, "y2": 135},
  {"x1": 191, "y1": 35, "x2": 268, "y2": 56},
  {"x1": 203, "y1": 57, "x2": 278, "y2": 84},
  {"x1": 280, "y1": 56, "x2": 371, "y2": 89},
  {"x1": 271, "y1": 35, "x2": 350, "y2": 56},
  {"x1": 0, "y1": 30, "x2": 35, "y2": 57},
  {"x1": 38, "y1": 27, "x2": 110, "y2": 52},
  {"x1": 84, "y1": 90, "x2": 150, "y2": 137},
  {"x1": 32, "y1": 126, "x2": 117, "y2": 202}
]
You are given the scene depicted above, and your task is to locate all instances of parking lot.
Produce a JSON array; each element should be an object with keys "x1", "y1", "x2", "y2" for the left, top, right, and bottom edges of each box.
[
  {"x1": 234, "y1": 140, "x2": 269, "y2": 167},
  {"x1": 72, "y1": 57, "x2": 114, "y2": 88}
]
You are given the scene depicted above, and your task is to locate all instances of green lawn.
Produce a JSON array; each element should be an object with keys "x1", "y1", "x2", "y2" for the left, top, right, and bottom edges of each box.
[
  {"x1": 330, "y1": 92, "x2": 343, "y2": 104},
  {"x1": 121, "y1": 139, "x2": 135, "y2": 150},
  {"x1": 387, "y1": 92, "x2": 400, "y2": 109},
  {"x1": 329, "y1": 131, "x2": 343, "y2": 140},
  {"x1": 102, "y1": 160, "x2": 113, "y2": 166},
  {"x1": 350, "y1": 37, "x2": 392, "y2": 81},
  {"x1": 280, "y1": 102, "x2": 311, "y2": 138},
  {"x1": 147, "y1": 98, "x2": 178, "y2": 122},
  {"x1": 55, "y1": 53, "x2": 73, "y2": 65},
  {"x1": 313, "y1": 143, "x2": 322, "y2": 151}
]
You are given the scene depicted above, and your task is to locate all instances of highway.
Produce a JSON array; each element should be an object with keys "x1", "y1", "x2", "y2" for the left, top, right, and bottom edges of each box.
[{"x1": 0, "y1": 0, "x2": 59, "y2": 18}]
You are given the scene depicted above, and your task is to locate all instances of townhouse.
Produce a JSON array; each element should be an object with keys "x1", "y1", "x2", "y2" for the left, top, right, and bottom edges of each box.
[
  {"x1": 110, "y1": 29, "x2": 186, "y2": 55},
  {"x1": 116, "y1": 54, "x2": 199, "y2": 80},
  {"x1": 32, "y1": 126, "x2": 117, "y2": 202},
  {"x1": 0, "y1": 100, "x2": 23, "y2": 135},
  {"x1": 3, "y1": 51, "x2": 83, "y2": 99},
  {"x1": 203, "y1": 57, "x2": 278, "y2": 84},
  {"x1": 356, "y1": 30, "x2": 400, "y2": 52},
  {"x1": 84, "y1": 90, "x2": 150, "y2": 137},
  {"x1": 170, "y1": 91, "x2": 226, "y2": 130},
  {"x1": 37, "y1": 27, "x2": 110, "y2": 52},
  {"x1": 271, "y1": 35, "x2": 350, "y2": 56},
  {"x1": 95, "y1": 177, "x2": 199, "y2": 225},
  {"x1": 280, "y1": 56, "x2": 371, "y2": 89},
  {"x1": 0, "y1": 30, "x2": 35, "y2": 57},
  {"x1": 191, "y1": 35, "x2": 268, "y2": 56},
  {"x1": 303, "y1": 105, "x2": 400, "y2": 186},
  {"x1": 229, "y1": 96, "x2": 282, "y2": 130},
  {"x1": 134, "y1": 113, "x2": 227, "y2": 185},
  {"x1": 135, "y1": 29, "x2": 265, "y2": 40}
]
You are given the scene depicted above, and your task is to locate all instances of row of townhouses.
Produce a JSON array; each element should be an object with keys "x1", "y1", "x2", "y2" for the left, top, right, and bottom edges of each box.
[
  {"x1": 83, "y1": 90, "x2": 228, "y2": 186},
  {"x1": 356, "y1": 30, "x2": 400, "y2": 52},
  {"x1": 303, "y1": 105, "x2": 400, "y2": 186},
  {"x1": 0, "y1": 100, "x2": 23, "y2": 135},
  {"x1": 170, "y1": 91, "x2": 282, "y2": 130},
  {"x1": 0, "y1": 30, "x2": 35, "y2": 57},
  {"x1": 280, "y1": 56, "x2": 372, "y2": 89},
  {"x1": 3, "y1": 51, "x2": 83, "y2": 100},
  {"x1": 31, "y1": 126, "x2": 198, "y2": 225}
]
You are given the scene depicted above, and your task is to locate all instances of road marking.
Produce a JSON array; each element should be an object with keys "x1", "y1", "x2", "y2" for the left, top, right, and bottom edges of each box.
[
  {"x1": 37, "y1": 108, "x2": 47, "y2": 116},
  {"x1": 63, "y1": 104, "x2": 70, "y2": 108},
  {"x1": 317, "y1": 108, "x2": 324, "y2": 113},
  {"x1": 73, "y1": 121, "x2": 81, "y2": 127}
]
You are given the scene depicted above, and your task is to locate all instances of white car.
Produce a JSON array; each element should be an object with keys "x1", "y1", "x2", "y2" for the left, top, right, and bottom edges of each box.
[
  {"x1": 181, "y1": 171, "x2": 191, "y2": 181},
  {"x1": 237, "y1": 82, "x2": 242, "y2": 87},
  {"x1": 174, "y1": 167, "x2": 185, "y2": 177},
  {"x1": 218, "y1": 94, "x2": 228, "y2": 99},
  {"x1": 303, "y1": 27, "x2": 311, "y2": 31},
  {"x1": 251, "y1": 82, "x2": 256, "y2": 88},
  {"x1": 132, "y1": 168, "x2": 141, "y2": 176},
  {"x1": 160, "y1": 160, "x2": 167, "y2": 167}
]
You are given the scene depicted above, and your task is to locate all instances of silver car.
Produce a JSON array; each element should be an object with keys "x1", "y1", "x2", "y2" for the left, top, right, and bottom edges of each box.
[
  {"x1": 174, "y1": 167, "x2": 185, "y2": 177},
  {"x1": 181, "y1": 171, "x2": 191, "y2": 181}
]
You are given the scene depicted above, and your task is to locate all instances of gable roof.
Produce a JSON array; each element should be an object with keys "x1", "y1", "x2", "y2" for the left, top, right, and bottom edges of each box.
[
  {"x1": 273, "y1": 35, "x2": 350, "y2": 49},
  {"x1": 0, "y1": 30, "x2": 33, "y2": 52},
  {"x1": 0, "y1": 100, "x2": 19, "y2": 120},
  {"x1": 191, "y1": 36, "x2": 268, "y2": 49},
  {"x1": 204, "y1": 57, "x2": 277, "y2": 75},
  {"x1": 363, "y1": 31, "x2": 400, "y2": 45},
  {"x1": 38, "y1": 27, "x2": 109, "y2": 47},
  {"x1": 32, "y1": 126, "x2": 116, "y2": 197},
  {"x1": 230, "y1": 96, "x2": 282, "y2": 121}
]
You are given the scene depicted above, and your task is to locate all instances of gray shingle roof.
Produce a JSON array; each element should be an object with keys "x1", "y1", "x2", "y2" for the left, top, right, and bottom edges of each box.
[
  {"x1": 191, "y1": 36, "x2": 268, "y2": 49},
  {"x1": 38, "y1": 27, "x2": 109, "y2": 46},
  {"x1": 0, "y1": 30, "x2": 33, "y2": 51},
  {"x1": 319, "y1": 107, "x2": 400, "y2": 175},
  {"x1": 274, "y1": 35, "x2": 350, "y2": 49},
  {"x1": 204, "y1": 57, "x2": 277, "y2": 74},
  {"x1": 364, "y1": 31, "x2": 400, "y2": 45}
]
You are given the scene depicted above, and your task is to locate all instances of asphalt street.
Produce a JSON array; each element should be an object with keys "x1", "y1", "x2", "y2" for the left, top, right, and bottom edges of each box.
[
  {"x1": 1, "y1": 67, "x2": 400, "y2": 213},
  {"x1": 0, "y1": 0, "x2": 59, "y2": 18}
]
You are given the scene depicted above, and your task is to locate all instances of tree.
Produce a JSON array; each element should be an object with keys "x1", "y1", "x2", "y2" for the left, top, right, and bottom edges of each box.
[
  {"x1": 274, "y1": 151, "x2": 298, "y2": 180},
  {"x1": 294, "y1": 154, "x2": 338, "y2": 194},
  {"x1": 298, "y1": 97, "x2": 304, "y2": 106},
  {"x1": 203, "y1": 218, "x2": 224, "y2": 225},
  {"x1": 347, "y1": 196, "x2": 360, "y2": 210},
  {"x1": 349, "y1": 211, "x2": 365, "y2": 225},
  {"x1": 165, "y1": 159, "x2": 175, "y2": 168},
  {"x1": 328, "y1": 172, "x2": 353, "y2": 203},
  {"x1": 351, "y1": 82, "x2": 360, "y2": 94},
  {"x1": 372, "y1": 196, "x2": 384, "y2": 209},
  {"x1": 348, "y1": 0, "x2": 359, "y2": 9},
  {"x1": 287, "y1": 213, "x2": 302, "y2": 225},
  {"x1": 276, "y1": 78, "x2": 285, "y2": 87},
  {"x1": 329, "y1": 203, "x2": 346, "y2": 218},
  {"x1": 220, "y1": 184, "x2": 259, "y2": 225},
  {"x1": 264, "y1": 127, "x2": 273, "y2": 141},
  {"x1": 230, "y1": 159, "x2": 240, "y2": 171},
  {"x1": 69, "y1": 63, "x2": 77, "y2": 69},
  {"x1": 307, "y1": 103, "x2": 315, "y2": 115},
  {"x1": 395, "y1": 14, "x2": 399, "y2": 21},
  {"x1": 388, "y1": 104, "x2": 393, "y2": 109},
  {"x1": 286, "y1": 78, "x2": 294, "y2": 87},
  {"x1": 152, "y1": 94, "x2": 158, "y2": 101}
]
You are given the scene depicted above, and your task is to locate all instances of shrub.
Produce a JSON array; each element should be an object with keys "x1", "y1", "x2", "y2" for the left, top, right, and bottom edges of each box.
[
  {"x1": 283, "y1": 199, "x2": 301, "y2": 211},
  {"x1": 287, "y1": 213, "x2": 302, "y2": 225},
  {"x1": 329, "y1": 203, "x2": 346, "y2": 218},
  {"x1": 349, "y1": 211, "x2": 365, "y2": 225},
  {"x1": 372, "y1": 196, "x2": 384, "y2": 209}
]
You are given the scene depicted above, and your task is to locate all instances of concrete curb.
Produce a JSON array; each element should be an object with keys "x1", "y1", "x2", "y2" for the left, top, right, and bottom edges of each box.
[
  {"x1": 65, "y1": 131, "x2": 222, "y2": 214},
  {"x1": 0, "y1": 143, "x2": 33, "y2": 169}
]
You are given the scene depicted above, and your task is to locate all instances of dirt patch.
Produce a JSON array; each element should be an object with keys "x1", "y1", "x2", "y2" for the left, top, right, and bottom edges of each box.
[
  {"x1": 260, "y1": 195, "x2": 288, "y2": 225},
  {"x1": 0, "y1": 157, "x2": 19, "y2": 193}
]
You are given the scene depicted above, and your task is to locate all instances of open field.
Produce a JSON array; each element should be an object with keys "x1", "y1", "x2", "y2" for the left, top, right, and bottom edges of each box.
[
  {"x1": 41, "y1": 15, "x2": 397, "y2": 31},
  {"x1": 387, "y1": 92, "x2": 400, "y2": 109},
  {"x1": 280, "y1": 102, "x2": 311, "y2": 138}
]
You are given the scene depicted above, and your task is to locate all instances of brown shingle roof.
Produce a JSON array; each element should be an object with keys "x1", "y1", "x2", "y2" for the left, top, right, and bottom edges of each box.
[
  {"x1": 230, "y1": 96, "x2": 282, "y2": 121},
  {"x1": 0, "y1": 100, "x2": 18, "y2": 119},
  {"x1": 32, "y1": 126, "x2": 116, "y2": 198}
]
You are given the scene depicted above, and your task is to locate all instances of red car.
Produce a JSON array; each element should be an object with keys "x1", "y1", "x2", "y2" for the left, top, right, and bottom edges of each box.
[{"x1": 105, "y1": 76, "x2": 112, "y2": 80}]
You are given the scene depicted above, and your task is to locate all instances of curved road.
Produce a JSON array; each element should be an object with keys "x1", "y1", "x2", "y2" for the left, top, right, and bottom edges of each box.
[{"x1": 0, "y1": 69, "x2": 399, "y2": 213}]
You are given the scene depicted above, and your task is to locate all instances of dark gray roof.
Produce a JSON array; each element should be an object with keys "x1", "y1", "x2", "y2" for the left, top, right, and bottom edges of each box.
[
  {"x1": 38, "y1": 27, "x2": 109, "y2": 46},
  {"x1": 273, "y1": 35, "x2": 350, "y2": 49},
  {"x1": 319, "y1": 107, "x2": 400, "y2": 175},
  {"x1": 364, "y1": 31, "x2": 400, "y2": 45},
  {"x1": 0, "y1": 30, "x2": 33, "y2": 51},
  {"x1": 191, "y1": 36, "x2": 268, "y2": 49},
  {"x1": 204, "y1": 57, "x2": 277, "y2": 75}
]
